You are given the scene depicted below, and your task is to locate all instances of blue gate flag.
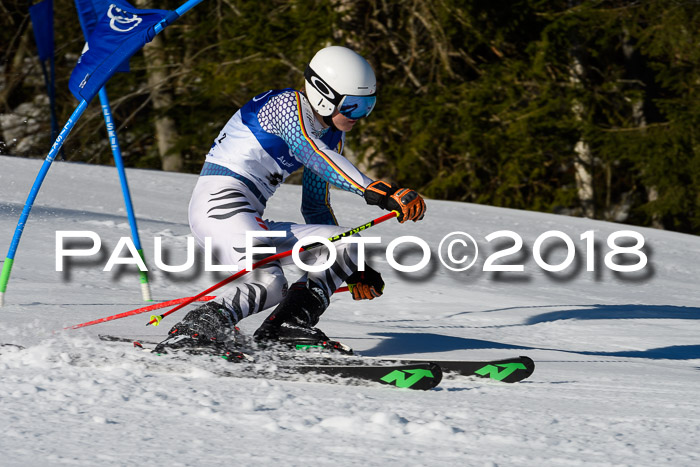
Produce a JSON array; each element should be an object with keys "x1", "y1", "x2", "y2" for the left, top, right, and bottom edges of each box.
[
  {"x1": 68, "y1": 0, "x2": 178, "y2": 103},
  {"x1": 30, "y1": 0, "x2": 62, "y2": 151},
  {"x1": 29, "y1": 0, "x2": 54, "y2": 61},
  {"x1": 74, "y1": 0, "x2": 129, "y2": 73}
]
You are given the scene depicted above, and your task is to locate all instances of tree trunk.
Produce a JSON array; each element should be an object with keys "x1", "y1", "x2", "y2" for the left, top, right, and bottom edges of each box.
[
  {"x1": 569, "y1": 56, "x2": 595, "y2": 218},
  {"x1": 573, "y1": 138, "x2": 595, "y2": 218},
  {"x1": 135, "y1": 0, "x2": 181, "y2": 172}
]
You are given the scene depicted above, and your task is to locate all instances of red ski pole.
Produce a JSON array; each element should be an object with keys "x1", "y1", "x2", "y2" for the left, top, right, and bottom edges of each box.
[
  {"x1": 65, "y1": 287, "x2": 350, "y2": 331},
  {"x1": 64, "y1": 295, "x2": 216, "y2": 330},
  {"x1": 146, "y1": 211, "x2": 399, "y2": 327}
]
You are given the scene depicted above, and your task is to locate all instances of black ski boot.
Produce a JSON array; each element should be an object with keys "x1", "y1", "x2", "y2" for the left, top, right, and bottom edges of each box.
[
  {"x1": 254, "y1": 282, "x2": 352, "y2": 354},
  {"x1": 155, "y1": 301, "x2": 245, "y2": 360}
]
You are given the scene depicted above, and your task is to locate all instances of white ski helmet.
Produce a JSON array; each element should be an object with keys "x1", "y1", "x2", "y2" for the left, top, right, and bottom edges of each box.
[{"x1": 304, "y1": 46, "x2": 377, "y2": 119}]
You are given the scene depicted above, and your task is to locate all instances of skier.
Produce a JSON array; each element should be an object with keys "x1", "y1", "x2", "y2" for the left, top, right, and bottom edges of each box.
[{"x1": 159, "y1": 46, "x2": 426, "y2": 353}]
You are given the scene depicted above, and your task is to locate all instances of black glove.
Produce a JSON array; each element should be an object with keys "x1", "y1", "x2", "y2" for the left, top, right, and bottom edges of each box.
[
  {"x1": 364, "y1": 180, "x2": 426, "y2": 223},
  {"x1": 346, "y1": 265, "x2": 385, "y2": 300}
]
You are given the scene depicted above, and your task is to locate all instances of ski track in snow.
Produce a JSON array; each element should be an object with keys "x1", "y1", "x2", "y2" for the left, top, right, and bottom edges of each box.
[{"x1": 1, "y1": 155, "x2": 699, "y2": 466}]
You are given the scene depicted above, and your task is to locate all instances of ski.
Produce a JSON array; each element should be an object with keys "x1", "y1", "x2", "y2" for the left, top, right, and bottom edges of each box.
[
  {"x1": 388, "y1": 356, "x2": 535, "y2": 383},
  {"x1": 97, "y1": 335, "x2": 534, "y2": 383},
  {"x1": 98, "y1": 335, "x2": 442, "y2": 390},
  {"x1": 288, "y1": 362, "x2": 442, "y2": 390}
]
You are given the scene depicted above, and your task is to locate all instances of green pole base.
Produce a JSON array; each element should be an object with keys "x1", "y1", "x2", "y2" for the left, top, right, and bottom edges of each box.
[{"x1": 0, "y1": 257, "x2": 15, "y2": 307}]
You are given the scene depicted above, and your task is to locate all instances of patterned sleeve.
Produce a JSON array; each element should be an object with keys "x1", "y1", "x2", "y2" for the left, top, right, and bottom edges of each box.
[
  {"x1": 301, "y1": 168, "x2": 338, "y2": 225},
  {"x1": 258, "y1": 91, "x2": 373, "y2": 196}
]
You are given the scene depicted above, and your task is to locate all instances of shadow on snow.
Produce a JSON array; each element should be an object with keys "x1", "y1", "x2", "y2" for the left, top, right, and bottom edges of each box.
[
  {"x1": 363, "y1": 332, "x2": 700, "y2": 361},
  {"x1": 524, "y1": 304, "x2": 700, "y2": 325}
]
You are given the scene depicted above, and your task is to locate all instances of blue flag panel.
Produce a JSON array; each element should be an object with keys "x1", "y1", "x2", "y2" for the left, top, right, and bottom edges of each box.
[
  {"x1": 74, "y1": 0, "x2": 128, "y2": 72},
  {"x1": 29, "y1": 0, "x2": 54, "y2": 61},
  {"x1": 68, "y1": 0, "x2": 177, "y2": 103},
  {"x1": 74, "y1": 0, "x2": 110, "y2": 35}
]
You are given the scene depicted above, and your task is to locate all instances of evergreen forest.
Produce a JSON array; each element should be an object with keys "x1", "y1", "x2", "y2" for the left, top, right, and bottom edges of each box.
[{"x1": 2, "y1": 0, "x2": 699, "y2": 234}]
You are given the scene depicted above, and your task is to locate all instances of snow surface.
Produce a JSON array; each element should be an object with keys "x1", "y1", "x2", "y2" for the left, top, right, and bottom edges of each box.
[{"x1": 1, "y1": 154, "x2": 699, "y2": 466}]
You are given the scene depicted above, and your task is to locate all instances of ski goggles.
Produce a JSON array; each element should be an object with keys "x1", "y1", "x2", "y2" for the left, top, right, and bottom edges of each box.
[{"x1": 338, "y1": 94, "x2": 377, "y2": 120}]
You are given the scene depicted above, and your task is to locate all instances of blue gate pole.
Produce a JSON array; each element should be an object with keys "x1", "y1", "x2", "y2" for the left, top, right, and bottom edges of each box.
[
  {"x1": 0, "y1": 100, "x2": 89, "y2": 306},
  {"x1": 98, "y1": 87, "x2": 152, "y2": 301}
]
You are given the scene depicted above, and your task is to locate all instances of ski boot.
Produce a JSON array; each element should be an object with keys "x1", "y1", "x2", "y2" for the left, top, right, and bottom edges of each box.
[
  {"x1": 155, "y1": 301, "x2": 248, "y2": 362},
  {"x1": 254, "y1": 281, "x2": 353, "y2": 354}
]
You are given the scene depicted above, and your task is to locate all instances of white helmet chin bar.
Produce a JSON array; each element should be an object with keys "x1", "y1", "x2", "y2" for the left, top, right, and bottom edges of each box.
[{"x1": 304, "y1": 46, "x2": 376, "y2": 118}]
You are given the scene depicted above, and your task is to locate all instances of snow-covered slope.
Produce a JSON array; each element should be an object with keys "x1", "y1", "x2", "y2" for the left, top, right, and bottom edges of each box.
[{"x1": 1, "y1": 155, "x2": 699, "y2": 466}]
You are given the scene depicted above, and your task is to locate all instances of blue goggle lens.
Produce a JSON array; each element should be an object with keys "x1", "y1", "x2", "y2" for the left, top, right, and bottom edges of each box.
[{"x1": 339, "y1": 95, "x2": 377, "y2": 119}]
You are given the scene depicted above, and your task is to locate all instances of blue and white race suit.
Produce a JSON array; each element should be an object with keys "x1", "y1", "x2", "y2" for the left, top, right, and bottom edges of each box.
[{"x1": 188, "y1": 89, "x2": 374, "y2": 322}]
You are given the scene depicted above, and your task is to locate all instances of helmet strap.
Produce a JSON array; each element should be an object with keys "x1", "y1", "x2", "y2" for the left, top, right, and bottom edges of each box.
[
  {"x1": 300, "y1": 88, "x2": 337, "y2": 130},
  {"x1": 323, "y1": 114, "x2": 339, "y2": 131}
]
